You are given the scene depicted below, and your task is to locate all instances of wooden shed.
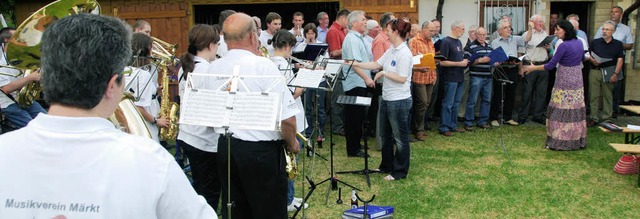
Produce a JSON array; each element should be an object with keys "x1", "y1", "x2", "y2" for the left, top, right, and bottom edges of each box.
[{"x1": 15, "y1": 0, "x2": 420, "y2": 55}]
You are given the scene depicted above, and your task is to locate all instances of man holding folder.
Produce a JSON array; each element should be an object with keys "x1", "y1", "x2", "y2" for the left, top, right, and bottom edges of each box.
[
  {"x1": 409, "y1": 21, "x2": 437, "y2": 141},
  {"x1": 587, "y1": 20, "x2": 624, "y2": 127}
]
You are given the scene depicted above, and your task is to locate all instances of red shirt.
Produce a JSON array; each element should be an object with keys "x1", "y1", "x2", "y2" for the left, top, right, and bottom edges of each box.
[{"x1": 326, "y1": 22, "x2": 347, "y2": 58}]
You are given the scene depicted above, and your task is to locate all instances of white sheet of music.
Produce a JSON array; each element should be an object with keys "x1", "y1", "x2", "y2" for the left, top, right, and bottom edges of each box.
[
  {"x1": 179, "y1": 89, "x2": 230, "y2": 127},
  {"x1": 229, "y1": 92, "x2": 282, "y2": 130},
  {"x1": 290, "y1": 69, "x2": 324, "y2": 88},
  {"x1": 355, "y1": 96, "x2": 372, "y2": 106},
  {"x1": 324, "y1": 60, "x2": 343, "y2": 75}
]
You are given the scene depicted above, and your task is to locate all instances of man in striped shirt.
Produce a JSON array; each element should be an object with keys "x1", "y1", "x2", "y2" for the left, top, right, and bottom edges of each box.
[
  {"x1": 409, "y1": 21, "x2": 437, "y2": 141},
  {"x1": 463, "y1": 27, "x2": 493, "y2": 130}
]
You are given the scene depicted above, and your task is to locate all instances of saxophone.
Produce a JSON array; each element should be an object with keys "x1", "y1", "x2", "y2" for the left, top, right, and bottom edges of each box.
[{"x1": 158, "y1": 63, "x2": 180, "y2": 141}]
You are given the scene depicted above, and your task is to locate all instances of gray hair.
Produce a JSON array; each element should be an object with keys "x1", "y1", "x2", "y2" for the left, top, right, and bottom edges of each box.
[
  {"x1": 450, "y1": 20, "x2": 464, "y2": 30},
  {"x1": 379, "y1": 12, "x2": 395, "y2": 28},
  {"x1": 316, "y1": 11, "x2": 328, "y2": 22},
  {"x1": 603, "y1": 20, "x2": 617, "y2": 31},
  {"x1": 497, "y1": 19, "x2": 510, "y2": 30},
  {"x1": 421, "y1": 21, "x2": 431, "y2": 29},
  {"x1": 347, "y1": 10, "x2": 365, "y2": 29},
  {"x1": 530, "y1": 14, "x2": 545, "y2": 22},
  {"x1": 468, "y1": 24, "x2": 478, "y2": 31},
  {"x1": 365, "y1": 20, "x2": 379, "y2": 35},
  {"x1": 41, "y1": 13, "x2": 132, "y2": 109}
]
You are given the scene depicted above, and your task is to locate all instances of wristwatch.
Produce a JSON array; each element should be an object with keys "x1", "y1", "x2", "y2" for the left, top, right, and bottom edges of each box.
[{"x1": 153, "y1": 117, "x2": 157, "y2": 124}]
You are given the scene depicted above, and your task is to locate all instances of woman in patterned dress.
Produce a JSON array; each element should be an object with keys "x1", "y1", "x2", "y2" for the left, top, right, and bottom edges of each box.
[{"x1": 523, "y1": 20, "x2": 586, "y2": 150}]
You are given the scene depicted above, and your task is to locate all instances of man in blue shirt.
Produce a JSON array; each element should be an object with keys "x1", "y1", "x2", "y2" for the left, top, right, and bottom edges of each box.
[
  {"x1": 438, "y1": 20, "x2": 468, "y2": 137},
  {"x1": 342, "y1": 10, "x2": 373, "y2": 157}
]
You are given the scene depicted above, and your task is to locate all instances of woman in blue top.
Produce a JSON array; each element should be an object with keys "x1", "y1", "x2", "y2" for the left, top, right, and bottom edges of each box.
[
  {"x1": 350, "y1": 18, "x2": 413, "y2": 180},
  {"x1": 523, "y1": 20, "x2": 586, "y2": 150}
]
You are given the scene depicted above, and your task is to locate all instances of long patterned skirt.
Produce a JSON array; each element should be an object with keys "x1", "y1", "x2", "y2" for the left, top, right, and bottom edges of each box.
[{"x1": 546, "y1": 64, "x2": 587, "y2": 150}]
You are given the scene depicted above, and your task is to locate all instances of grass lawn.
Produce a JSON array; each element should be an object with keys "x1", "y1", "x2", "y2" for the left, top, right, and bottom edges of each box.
[{"x1": 286, "y1": 119, "x2": 640, "y2": 218}]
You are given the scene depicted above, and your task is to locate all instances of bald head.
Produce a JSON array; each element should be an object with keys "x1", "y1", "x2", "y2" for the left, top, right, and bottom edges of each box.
[
  {"x1": 223, "y1": 13, "x2": 259, "y2": 51},
  {"x1": 568, "y1": 19, "x2": 580, "y2": 31},
  {"x1": 224, "y1": 13, "x2": 255, "y2": 42}
]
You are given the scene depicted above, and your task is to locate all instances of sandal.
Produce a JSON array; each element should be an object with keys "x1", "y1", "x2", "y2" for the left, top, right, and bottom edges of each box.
[{"x1": 383, "y1": 175, "x2": 395, "y2": 181}]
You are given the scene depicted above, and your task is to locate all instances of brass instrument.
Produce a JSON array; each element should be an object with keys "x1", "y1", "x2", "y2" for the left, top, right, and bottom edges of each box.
[
  {"x1": 259, "y1": 45, "x2": 270, "y2": 58},
  {"x1": 6, "y1": 0, "x2": 101, "y2": 108},
  {"x1": 109, "y1": 93, "x2": 152, "y2": 138},
  {"x1": 285, "y1": 132, "x2": 305, "y2": 180},
  {"x1": 151, "y1": 37, "x2": 180, "y2": 141},
  {"x1": 6, "y1": 0, "x2": 151, "y2": 138},
  {"x1": 289, "y1": 56, "x2": 314, "y2": 69}
]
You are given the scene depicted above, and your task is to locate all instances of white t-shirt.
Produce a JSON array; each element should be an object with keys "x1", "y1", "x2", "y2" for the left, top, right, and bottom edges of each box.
[
  {"x1": 258, "y1": 30, "x2": 275, "y2": 57},
  {"x1": 376, "y1": 42, "x2": 412, "y2": 101},
  {"x1": 177, "y1": 56, "x2": 218, "y2": 152},
  {"x1": 217, "y1": 35, "x2": 228, "y2": 58},
  {"x1": 271, "y1": 56, "x2": 307, "y2": 133},
  {"x1": 289, "y1": 28, "x2": 305, "y2": 47},
  {"x1": 0, "y1": 50, "x2": 21, "y2": 108},
  {"x1": 125, "y1": 67, "x2": 160, "y2": 142},
  {"x1": 208, "y1": 49, "x2": 299, "y2": 141},
  {"x1": 0, "y1": 114, "x2": 216, "y2": 218}
]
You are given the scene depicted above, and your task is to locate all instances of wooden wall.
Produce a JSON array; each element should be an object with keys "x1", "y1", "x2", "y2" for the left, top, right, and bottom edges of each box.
[{"x1": 343, "y1": 0, "x2": 418, "y2": 24}]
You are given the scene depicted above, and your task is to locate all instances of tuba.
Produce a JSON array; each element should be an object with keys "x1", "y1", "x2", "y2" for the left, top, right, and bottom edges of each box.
[
  {"x1": 6, "y1": 0, "x2": 151, "y2": 138},
  {"x1": 151, "y1": 37, "x2": 180, "y2": 141},
  {"x1": 6, "y1": 0, "x2": 101, "y2": 108}
]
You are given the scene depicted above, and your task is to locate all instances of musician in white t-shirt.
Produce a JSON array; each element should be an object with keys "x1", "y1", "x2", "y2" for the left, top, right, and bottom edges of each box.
[
  {"x1": 177, "y1": 24, "x2": 222, "y2": 211},
  {"x1": 0, "y1": 13, "x2": 215, "y2": 218},
  {"x1": 209, "y1": 13, "x2": 300, "y2": 218}
]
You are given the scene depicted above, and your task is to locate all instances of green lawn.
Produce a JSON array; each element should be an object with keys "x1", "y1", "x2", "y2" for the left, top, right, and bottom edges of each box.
[{"x1": 289, "y1": 121, "x2": 640, "y2": 218}]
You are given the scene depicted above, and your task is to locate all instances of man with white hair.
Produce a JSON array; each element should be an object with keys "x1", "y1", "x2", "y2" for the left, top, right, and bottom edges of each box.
[
  {"x1": 490, "y1": 19, "x2": 524, "y2": 127},
  {"x1": 566, "y1": 14, "x2": 587, "y2": 42},
  {"x1": 364, "y1": 19, "x2": 380, "y2": 56},
  {"x1": 342, "y1": 10, "x2": 374, "y2": 157},
  {"x1": 316, "y1": 12, "x2": 330, "y2": 42},
  {"x1": 518, "y1": 14, "x2": 550, "y2": 125},
  {"x1": 438, "y1": 20, "x2": 468, "y2": 137}
]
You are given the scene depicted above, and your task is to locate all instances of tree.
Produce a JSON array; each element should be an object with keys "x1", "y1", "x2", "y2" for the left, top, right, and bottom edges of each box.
[{"x1": 0, "y1": 0, "x2": 16, "y2": 28}]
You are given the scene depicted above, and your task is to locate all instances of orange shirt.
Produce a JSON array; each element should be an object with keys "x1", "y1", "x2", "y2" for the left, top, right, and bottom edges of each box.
[
  {"x1": 409, "y1": 34, "x2": 437, "y2": 85},
  {"x1": 371, "y1": 32, "x2": 390, "y2": 61}
]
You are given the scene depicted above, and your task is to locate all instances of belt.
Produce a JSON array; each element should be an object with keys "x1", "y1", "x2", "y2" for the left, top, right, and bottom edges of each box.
[{"x1": 523, "y1": 61, "x2": 548, "y2": 65}]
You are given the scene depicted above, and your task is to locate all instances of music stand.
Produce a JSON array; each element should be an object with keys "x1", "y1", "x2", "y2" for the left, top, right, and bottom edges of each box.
[
  {"x1": 491, "y1": 65, "x2": 514, "y2": 165},
  {"x1": 179, "y1": 69, "x2": 287, "y2": 218},
  {"x1": 335, "y1": 95, "x2": 380, "y2": 188},
  {"x1": 313, "y1": 59, "x2": 361, "y2": 205}
]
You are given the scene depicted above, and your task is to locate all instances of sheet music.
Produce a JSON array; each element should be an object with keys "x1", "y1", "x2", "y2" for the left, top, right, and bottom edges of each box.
[
  {"x1": 355, "y1": 96, "x2": 372, "y2": 106},
  {"x1": 325, "y1": 60, "x2": 342, "y2": 76},
  {"x1": 412, "y1": 54, "x2": 423, "y2": 65},
  {"x1": 290, "y1": 69, "x2": 324, "y2": 88},
  {"x1": 590, "y1": 52, "x2": 613, "y2": 63},
  {"x1": 179, "y1": 89, "x2": 229, "y2": 127},
  {"x1": 229, "y1": 92, "x2": 282, "y2": 130},
  {"x1": 180, "y1": 72, "x2": 284, "y2": 130}
]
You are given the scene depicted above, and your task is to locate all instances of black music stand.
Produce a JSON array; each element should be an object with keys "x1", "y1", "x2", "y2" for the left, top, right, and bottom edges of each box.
[
  {"x1": 336, "y1": 95, "x2": 380, "y2": 188},
  {"x1": 315, "y1": 60, "x2": 360, "y2": 205},
  {"x1": 491, "y1": 65, "x2": 514, "y2": 164}
]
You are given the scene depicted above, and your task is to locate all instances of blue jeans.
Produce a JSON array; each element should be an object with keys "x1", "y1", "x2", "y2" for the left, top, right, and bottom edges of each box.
[
  {"x1": 287, "y1": 137, "x2": 304, "y2": 205},
  {"x1": 2, "y1": 102, "x2": 46, "y2": 128},
  {"x1": 378, "y1": 97, "x2": 412, "y2": 179},
  {"x1": 464, "y1": 77, "x2": 492, "y2": 127},
  {"x1": 304, "y1": 81, "x2": 327, "y2": 137},
  {"x1": 439, "y1": 82, "x2": 464, "y2": 133}
]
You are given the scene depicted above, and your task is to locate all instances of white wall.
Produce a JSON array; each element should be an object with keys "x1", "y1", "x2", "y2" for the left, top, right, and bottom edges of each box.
[{"x1": 418, "y1": 0, "x2": 479, "y2": 46}]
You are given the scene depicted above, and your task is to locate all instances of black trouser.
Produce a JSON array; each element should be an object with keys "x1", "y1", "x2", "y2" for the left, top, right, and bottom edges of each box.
[
  {"x1": 179, "y1": 140, "x2": 221, "y2": 211},
  {"x1": 344, "y1": 87, "x2": 368, "y2": 156},
  {"x1": 217, "y1": 136, "x2": 287, "y2": 219},
  {"x1": 518, "y1": 68, "x2": 548, "y2": 120},
  {"x1": 490, "y1": 66, "x2": 518, "y2": 121}
]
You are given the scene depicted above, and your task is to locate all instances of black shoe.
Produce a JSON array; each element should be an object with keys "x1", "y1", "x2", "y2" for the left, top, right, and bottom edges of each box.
[
  {"x1": 587, "y1": 119, "x2": 597, "y2": 127},
  {"x1": 532, "y1": 118, "x2": 546, "y2": 125},
  {"x1": 612, "y1": 111, "x2": 618, "y2": 118},
  {"x1": 458, "y1": 117, "x2": 464, "y2": 122}
]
